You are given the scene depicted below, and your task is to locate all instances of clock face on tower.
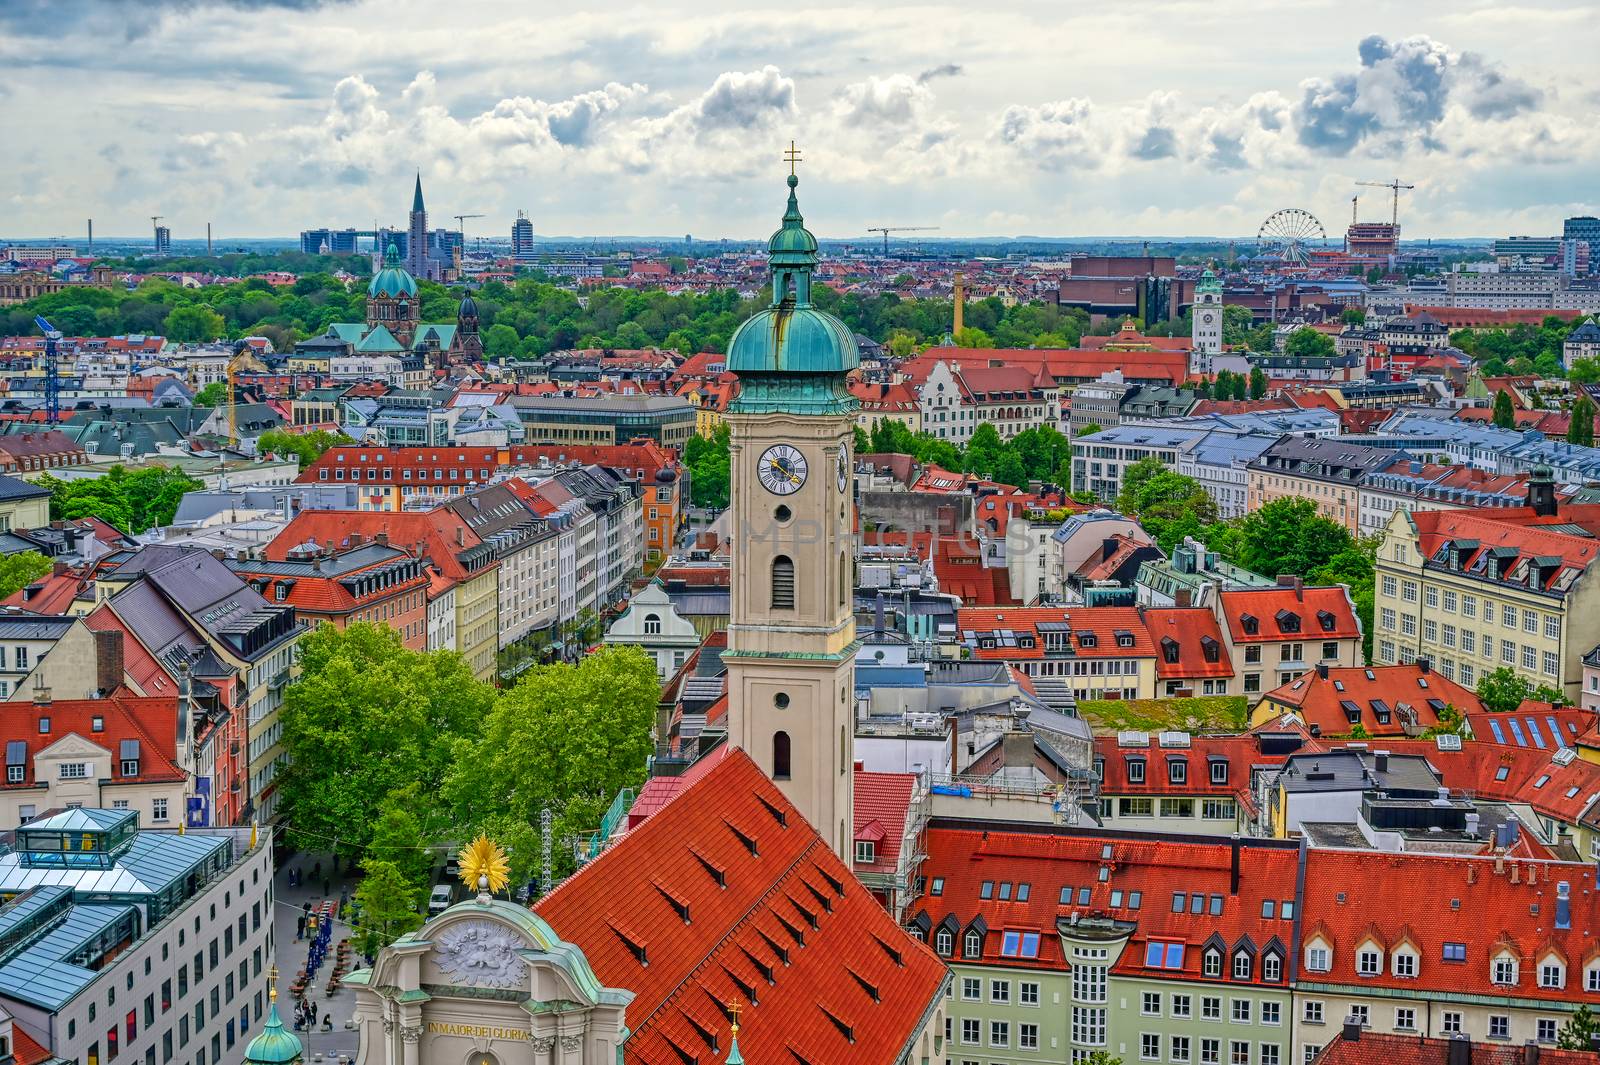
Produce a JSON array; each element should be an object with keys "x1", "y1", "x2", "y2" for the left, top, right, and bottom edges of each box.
[
  {"x1": 1200, "y1": 310, "x2": 1217, "y2": 327},
  {"x1": 758, "y1": 444, "x2": 808, "y2": 495},
  {"x1": 837, "y1": 449, "x2": 848, "y2": 492}
]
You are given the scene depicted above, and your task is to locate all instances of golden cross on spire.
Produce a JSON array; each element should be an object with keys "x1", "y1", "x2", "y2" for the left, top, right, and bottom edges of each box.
[
  {"x1": 783, "y1": 141, "x2": 802, "y2": 176},
  {"x1": 268, "y1": 965, "x2": 279, "y2": 1001},
  {"x1": 726, "y1": 999, "x2": 743, "y2": 1033}
]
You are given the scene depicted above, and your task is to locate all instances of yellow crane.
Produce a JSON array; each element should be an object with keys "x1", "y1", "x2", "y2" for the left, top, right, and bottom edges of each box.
[{"x1": 226, "y1": 341, "x2": 254, "y2": 449}]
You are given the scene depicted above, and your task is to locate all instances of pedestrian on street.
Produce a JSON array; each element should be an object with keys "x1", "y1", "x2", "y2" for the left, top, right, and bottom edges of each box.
[
  {"x1": 297, "y1": 914, "x2": 306, "y2": 940},
  {"x1": 322, "y1": 878, "x2": 330, "y2": 898}
]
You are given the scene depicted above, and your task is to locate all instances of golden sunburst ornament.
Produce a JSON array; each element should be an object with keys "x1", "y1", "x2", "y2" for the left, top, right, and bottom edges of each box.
[{"x1": 458, "y1": 833, "x2": 510, "y2": 896}]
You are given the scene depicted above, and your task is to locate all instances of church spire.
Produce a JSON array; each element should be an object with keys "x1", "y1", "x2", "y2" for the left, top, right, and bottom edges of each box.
[{"x1": 412, "y1": 172, "x2": 425, "y2": 214}]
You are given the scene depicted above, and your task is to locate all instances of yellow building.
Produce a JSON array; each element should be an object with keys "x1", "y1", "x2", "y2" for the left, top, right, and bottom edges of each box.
[
  {"x1": 0, "y1": 477, "x2": 50, "y2": 533},
  {"x1": 1371, "y1": 476, "x2": 1600, "y2": 700},
  {"x1": 1245, "y1": 438, "x2": 1395, "y2": 536}
]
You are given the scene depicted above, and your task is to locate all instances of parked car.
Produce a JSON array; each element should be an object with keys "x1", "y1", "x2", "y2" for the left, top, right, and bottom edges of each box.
[{"x1": 427, "y1": 884, "x2": 452, "y2": 916}]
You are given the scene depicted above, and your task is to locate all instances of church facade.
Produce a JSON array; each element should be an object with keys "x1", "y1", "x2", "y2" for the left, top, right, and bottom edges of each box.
[
  {"x1": 310, "y1": 242, "x2": 481, "y2": 371},
  {"x1": 347, "y1": 897, "x2": 632, "y2": 1065}
]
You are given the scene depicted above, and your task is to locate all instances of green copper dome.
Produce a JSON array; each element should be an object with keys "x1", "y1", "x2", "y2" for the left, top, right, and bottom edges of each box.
[
  {"x1": 244, "y1": 997, "x2": 302, "y2": 1065},
  {"x1": 1197, "y1": 267, "x2": 1222, "y2": 294},
  {"x1": 369, "y1": 242, "x2": 417, "y2": 299},
  {"x1": 728, "y1": 171, "x2": 858, "y2": 416}
]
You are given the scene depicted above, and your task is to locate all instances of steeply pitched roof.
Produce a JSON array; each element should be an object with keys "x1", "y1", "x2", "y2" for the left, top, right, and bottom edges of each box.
[
  {"x1": 1262, "y1": 664, "x2": 1481, "y2": 737},
  {"x1": 854, "y1": 770, "x2": 917, "y2": 876},
  {"x1": 534, "y1": 750, "x2": 946, "y2": 1065},
  {"x1": 1218, "y1": 585, "x2": 1360, "y2": 642}
]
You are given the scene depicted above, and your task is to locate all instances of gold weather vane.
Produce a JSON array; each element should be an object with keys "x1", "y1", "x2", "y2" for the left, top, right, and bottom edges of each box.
[
  {"x1": 784, "y1": 141, "x2": 802, "y2": 176},
  {"x1": 268, "y1": 965, "x2": 279, "y2": 1002},
  {"x1": 458, "y1": 833, "x2": 510, "y2": 895}
]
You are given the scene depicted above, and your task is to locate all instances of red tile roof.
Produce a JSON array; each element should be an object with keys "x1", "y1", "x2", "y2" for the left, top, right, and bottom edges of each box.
[
  {"x1": 268, "y1": 510, "x2": 494, "y2": 584},
  {"x1": 1314, "y1": 1030, "x2": 1598, "y2": 1065},
  {"x1": 1218, "y1": 585, "x2": 1360, "y2": 643},
  {"x1": 535, "y1": 750, "x2": 946, "y2": 1065},
  {"x1": 1300, "y1": 848, "x2": 1600, "y2": 1004},
  {"x1": 1094, "y1": 733, "x2": 1286, "y2": 814},
  {"x1": 915, "y1": 827, "x2": 1300, "y2": 984},
  {"x1": 11, "y1": 1023, "x2": 52, "y2": 1065},
  {"x1": 0, "y1": 695, "x2": 184, "y2": 789},
  {"x1": 959, "y1": 606, "x2": 1157, "y2": 661},
  {"x1": 1407, "y1": 505, "x2": 1600, "y2": 590},
  {"x1": 1262, "y1": 664, "x2": 1481, "y2": 737},
  {"x1": 854, "y1": 770, "x2": 918, "y2": 876},
  {"x1": 1144, "y1": 607, "x2": 1233, "y2": 679}
]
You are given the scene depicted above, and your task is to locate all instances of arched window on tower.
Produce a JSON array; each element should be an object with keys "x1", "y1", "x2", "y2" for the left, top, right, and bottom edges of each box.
[
  {"x1": 772, "y1": 555, "x2": 795, "y2": 609},
  {"x1": 773, "y1": 731, "x2": 792, "y2": 780}
]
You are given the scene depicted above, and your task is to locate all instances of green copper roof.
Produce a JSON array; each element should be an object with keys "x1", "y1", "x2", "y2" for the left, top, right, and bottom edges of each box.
[
  {"x1": 767, "y1": 174, "x2": 818, "y2": 258},
  {"x1": 1197, "y1": 267, "x2": 1222, "y2": 294},
  {"x1": 369, "y1": 243, "x2": 418, "y2": 299},
  {"x1": 728, "y1": 171, "x2": 859, "y2": 412},
  {"x1": 355, "y1": 324, "x2": 404, "y2": 353},
  {"x1": 244, "y1": 997, "x2": 301, "y2": 1065}
]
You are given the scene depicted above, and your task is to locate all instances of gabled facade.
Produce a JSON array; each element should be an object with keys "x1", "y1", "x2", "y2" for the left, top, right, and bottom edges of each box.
[{"x1": 1213, "y1": 584, "x2": 1363, "y2": 703}]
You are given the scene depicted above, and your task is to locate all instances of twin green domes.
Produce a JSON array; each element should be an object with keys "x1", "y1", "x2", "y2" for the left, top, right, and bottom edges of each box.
[{"x1": 726, "y1": 171, "x2": 859, "y2": 414}]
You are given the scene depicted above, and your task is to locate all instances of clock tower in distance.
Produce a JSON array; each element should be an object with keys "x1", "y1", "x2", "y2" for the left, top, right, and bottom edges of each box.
[
  {"x1": 723, "y1": 161, "x2": 859, "y2": 860},
  {"x1": 1191, "y1": 266, "x2": 1223, "y2": 376}
]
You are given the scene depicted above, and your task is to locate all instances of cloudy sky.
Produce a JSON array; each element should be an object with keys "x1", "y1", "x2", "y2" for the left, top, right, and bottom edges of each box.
[{"x1": 2, "y1": 0, "x2": 1595, "y2": 241}]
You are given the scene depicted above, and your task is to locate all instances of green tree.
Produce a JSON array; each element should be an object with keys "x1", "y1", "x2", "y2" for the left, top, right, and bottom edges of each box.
[
  {"x1": 1341, "y1": 307, "x2": 1366, "y2": 326},
  {"x1": 1220, "y1": 305, "x2": 1256, "y2": 347},
  {"x1": 483, "y1": 323, "x2": 520, "y2": 358},
  {"x1": 0, "y1": 551, "x2": 52, "y2": 600},
  {"x1": 278, "y1": 623, "x2": 493, "y2": 863},
  {"x1": 1117, "y1": 456, "x2": 1218, "y2": 552},
  {"x1": 953, "y1": 326, "x2": 993, "y2": 348},
  {"x1": 853, "y1": 425, "x2": 870, "y2": 452},
  {"x1": 255, "y1": 428, "x2": 350, "y2": 467},
  {"x1": 1308, "y1": 539, "x2": 1378, "y2": 663},
  {"x1": 444, "y1": 647, "x2": 660, "y2": 877},
  {"x1": 683, "y1": 424, "x2": 731, "y2": 509},
  {"x1": 163, "y1": 304, "x2": 226, "y2": 343},
  {"x1": 1569, "y1": 394, "x2": 1596, "y2": 448},
  {"x1": 963, "y1": 423, "x2": 1005, "y2": 477},
  {"x1": 1348, "y1": 723, "x2": 1371, "y2": 739},
  {"x1": 1475, "y1": 666, "x2": 1532, "y2": 714},
  {"x1": 1248, "y1": 366, "x2": 1268, "y2": 399},
  {"x1": 1230, "y1": 497, "x2": 1354, "y2": 579},
  {"x1": 352, "y1": 858, "x2": 424, "y2": 957},
  {"x1": 1556, "y1": 1004, "x2": 1599, "y2": 1051},
  {"x1": 366, "y1": 784, "x2": 436, "y2": 887},
  {"x1": 193, "y1": 381, "x2": 228, "y2": 407},
  {"x1": 1569, "y1": 357, "x2": 1600, "y2": 385},
  {"x1": 1492, "y1": 389, "x2": 1516, "y2": 429},
  {"x1": 38, "y1": 466, "x2": 202, "y2": 534},
  {"x1": 1076, "y1": 423, "x2": 1102, "y2": 437},
  {"x1": 1283, "y1": 327, "x2": 1335, "y2": 359}
]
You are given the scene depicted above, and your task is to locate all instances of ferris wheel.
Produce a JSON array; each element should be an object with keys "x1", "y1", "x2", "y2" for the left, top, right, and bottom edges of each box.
[{"x1": 1256, "y1": 209, "x2": 1327, "y2": 266}]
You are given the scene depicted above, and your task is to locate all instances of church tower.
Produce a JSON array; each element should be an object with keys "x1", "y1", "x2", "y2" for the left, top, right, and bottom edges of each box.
[
  {"x1": 1191, "y1": 267, "x2": 1223, "y2": 376},
  {"x1": 457, "y1": 289, "x2": 483, "y2": 362},
  {"x1": 406, "y1": 172, "x2": 434, "y2": 281},
  {"x1": 723, "y1": 159, "x2": 859, "y2": 860},
  {"x1": 367, "y1": 242, "x2": 420, "y2": 348}
]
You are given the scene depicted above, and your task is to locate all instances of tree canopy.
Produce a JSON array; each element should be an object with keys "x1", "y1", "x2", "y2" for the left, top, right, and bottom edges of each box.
[
  {"x1": 255, "y1": 428, "x2": 351, "y2": 468},
  {"x1": 0, "y1": 552, "x2": 52, "y2": 600},
  {"x1": 683, "y1": 424, "x2": 730, "y2": 509},
  {"x1": 1115, "y1": 457, "x2": 1220, "y2": 552},
  {"x1": 1283, "y1": 327, "x2": 1336, "y2": 359},
  {"x1": 35, "y1": 466, "x2": 202, "y2": 534}
]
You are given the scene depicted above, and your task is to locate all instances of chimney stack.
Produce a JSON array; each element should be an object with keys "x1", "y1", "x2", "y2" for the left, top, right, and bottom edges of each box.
[
  {"x1": 31, "y1": 674, "x2": 50, "y2": 706},
  {"x1": 94, "y1": 628, "x2": 124, "y2": 697},
  {"x1": 1342, "y1": 1019, "x2": 1362, "y2": 1043},
  {"x1": 1523, "y1": 1042, "x2": 1540, "y2": 1065},
  {"x1": 1374, "y1": 750, "x2": 1389, "y2": 774},
  {"x1": 1447, "y1": 1036, "x2": 1471, "y2": 1065},
  {"x1": 1230, "y1": 833, "x2": 1241, "y2": 894}
]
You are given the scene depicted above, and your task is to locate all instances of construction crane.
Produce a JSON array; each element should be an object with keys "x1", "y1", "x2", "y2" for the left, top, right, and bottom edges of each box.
[
  {"x1": 1356, "y1": 178, "x2": 1415, "y2": 227},
  {"x1": 226, "y1": 340, "x2": 254, "y2": 449},
  {"x1": 34, "y1": 316, "x2": 62, "y2": 424},
  {"x1": 454, "y1": 213, "x2": 485, "y2": 251},
  {"x1": 867, "y1": 225, "x2": 939, "y2": 257}
]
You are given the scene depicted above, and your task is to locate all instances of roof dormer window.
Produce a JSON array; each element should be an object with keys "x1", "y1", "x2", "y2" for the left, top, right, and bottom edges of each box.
[{"x1": 1240, "y1": 614, "x2": 1258, "y2": 636}]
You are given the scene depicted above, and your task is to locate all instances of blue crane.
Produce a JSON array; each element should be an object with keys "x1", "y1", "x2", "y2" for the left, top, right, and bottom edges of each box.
[{"x1": 34, "y1": 315, "x2": 62, "y2": 424}]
